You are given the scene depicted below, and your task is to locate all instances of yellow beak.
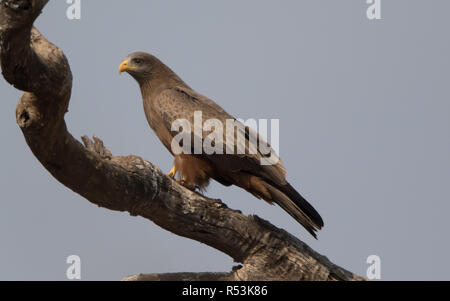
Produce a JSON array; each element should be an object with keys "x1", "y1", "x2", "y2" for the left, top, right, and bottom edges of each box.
[{"x1": 118, "y1": 59, "x2": 136, "y2": 74}]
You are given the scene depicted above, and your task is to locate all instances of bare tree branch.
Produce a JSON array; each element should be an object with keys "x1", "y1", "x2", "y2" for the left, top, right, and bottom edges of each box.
[
  {"x1": 0, "y1": 0, "x2": 364, "y2": 281},
  {"x1": 122, "y1": 272, "x2": 233, "y2": 281}
]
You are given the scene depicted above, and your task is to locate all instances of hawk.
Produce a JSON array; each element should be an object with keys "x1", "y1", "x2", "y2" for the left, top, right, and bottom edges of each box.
[{"x1": 119, "y1": 52, "x2": 323, "y2": 238}]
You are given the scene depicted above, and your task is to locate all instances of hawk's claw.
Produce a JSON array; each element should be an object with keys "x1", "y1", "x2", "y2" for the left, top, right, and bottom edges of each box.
[
  {"x1": 176, "y1": 179, "x2": 196, "y2": 191},
  {"x1": 168, "y1": 166, "x2": 176, "y2": 178}
]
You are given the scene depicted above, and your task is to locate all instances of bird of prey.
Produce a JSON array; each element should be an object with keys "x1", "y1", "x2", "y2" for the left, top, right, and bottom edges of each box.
[{"x1": 119, "y1": 52, "x2": 324, "y2": 238}]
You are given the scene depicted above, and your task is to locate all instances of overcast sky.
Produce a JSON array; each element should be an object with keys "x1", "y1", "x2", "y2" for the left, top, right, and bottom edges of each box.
[{"x1": 1, "y1": 0, "x2": 449, "y2": 280}]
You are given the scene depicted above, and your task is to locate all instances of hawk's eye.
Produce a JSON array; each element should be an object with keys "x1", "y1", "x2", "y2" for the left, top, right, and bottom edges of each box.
[{"x1": 133, "y1": 58, "x2": 142, "y2": 64}]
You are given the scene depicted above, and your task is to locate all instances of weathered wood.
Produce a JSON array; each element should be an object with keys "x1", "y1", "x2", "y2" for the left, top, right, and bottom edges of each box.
[
  {"x1": 122, "y1": 272, "x2": 232, "y2": 281},
  {"x1": 0, "y1": 0, "x2": 364, "y2": 281}
]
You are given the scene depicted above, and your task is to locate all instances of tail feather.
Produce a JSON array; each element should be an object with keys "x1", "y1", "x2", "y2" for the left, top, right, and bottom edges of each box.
[
  {"x1": 225, "y1": 172, "x2": 324, "y2": 238},
  {"x1": 278, "y1": 182, "x2": 324, "y2": 228},
  {"x1": 263, "y1": 181, "x2": 323, "y2": 239}
]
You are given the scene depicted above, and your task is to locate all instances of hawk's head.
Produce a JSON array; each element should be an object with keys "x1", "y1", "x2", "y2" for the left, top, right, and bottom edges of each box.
[{"x1": 119, "y1": 52, "x2": 160, "y2": 82}]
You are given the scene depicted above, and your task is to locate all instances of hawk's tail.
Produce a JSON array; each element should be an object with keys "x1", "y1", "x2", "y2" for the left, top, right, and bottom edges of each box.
[
  {"x1": 229, "y1": 173, "x2": 324, "y2": 238},
  {"x1": 262, "y1": 180, "x2": 324, "y2": 239}
]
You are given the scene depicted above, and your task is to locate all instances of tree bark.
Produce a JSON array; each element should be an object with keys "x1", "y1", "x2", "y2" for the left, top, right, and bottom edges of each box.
[{"x1": 0, "y1": 0, "x2": 364, "y2": 281}]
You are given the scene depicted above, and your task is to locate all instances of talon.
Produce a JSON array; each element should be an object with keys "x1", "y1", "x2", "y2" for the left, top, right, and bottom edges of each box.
[
  {"x1": 168, "y1": 166, "x2": 176, "y2": 178},
  {"x1": 174, "y1": 179, "x2": 195, "y2": 191},
  {"x1": 181, "y1": 181, "x2": 196, "y2": 191}
]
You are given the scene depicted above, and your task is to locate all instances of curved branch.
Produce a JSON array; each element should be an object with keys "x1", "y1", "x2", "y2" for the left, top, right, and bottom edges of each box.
[
  {"x1": 122, "y1": 272, "x2": 232, "y2": 281},
  {"x1": 0, "y1": 0, "x2": 364, "y2": 281}
]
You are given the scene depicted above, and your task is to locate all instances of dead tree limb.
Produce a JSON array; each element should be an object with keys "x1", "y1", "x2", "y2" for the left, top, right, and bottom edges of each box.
[{"x1": 0, "y1": 0, "x2": 364, "y2": 281}]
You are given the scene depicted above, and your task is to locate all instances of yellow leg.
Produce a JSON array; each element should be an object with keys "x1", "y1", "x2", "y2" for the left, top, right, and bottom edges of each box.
[
  {"x1": 168, "y1": 166, "x2": 176, "y2": 178},
  {"x1": 168, "y1": 164, "x2": 195, "y2": 191}
]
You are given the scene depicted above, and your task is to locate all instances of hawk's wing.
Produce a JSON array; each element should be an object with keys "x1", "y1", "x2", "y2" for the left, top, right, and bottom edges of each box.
[{"x1": 152, "y1": 86, "x2": 287, "y2": 186}]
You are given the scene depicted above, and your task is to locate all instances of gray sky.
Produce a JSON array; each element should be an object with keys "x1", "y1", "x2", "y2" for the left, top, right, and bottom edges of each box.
[{"x1": 1, "y1": 0, "x2": 449, "y2": 280}]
